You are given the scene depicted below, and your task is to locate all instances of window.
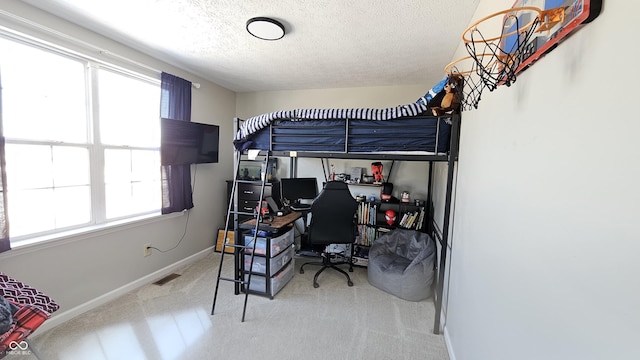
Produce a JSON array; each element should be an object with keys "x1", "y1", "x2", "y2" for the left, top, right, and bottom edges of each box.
[{"x1": 0, "y1": 34, "x2": 161, "y2": 241}]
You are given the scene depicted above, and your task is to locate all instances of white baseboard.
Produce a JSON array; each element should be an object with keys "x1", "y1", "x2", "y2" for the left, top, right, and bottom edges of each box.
[
  {"x1": 444, "y1": 322, "x2": 456, "y2": 360},
  {"x1": 34, "y1": 247, "x2": 214, "y2": 335}
]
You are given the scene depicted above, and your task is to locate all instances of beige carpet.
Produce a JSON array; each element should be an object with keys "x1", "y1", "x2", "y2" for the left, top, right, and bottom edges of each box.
[{"x1": 22, "y1": 251, "x2": 449, "y2": 360}]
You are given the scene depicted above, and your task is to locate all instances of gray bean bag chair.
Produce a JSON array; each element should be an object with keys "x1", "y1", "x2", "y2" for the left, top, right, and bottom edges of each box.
[{"x1": 367, "y1": 229, "x2": 435, "y2": 301}]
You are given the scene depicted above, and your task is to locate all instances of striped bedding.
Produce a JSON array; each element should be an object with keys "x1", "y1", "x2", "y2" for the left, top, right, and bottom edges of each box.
[{"x1": 234, "y1": 102, "x2": 430, "y2": 150}]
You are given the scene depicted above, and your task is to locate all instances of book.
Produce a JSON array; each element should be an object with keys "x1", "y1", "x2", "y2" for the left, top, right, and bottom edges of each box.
[{"x1": 416, "y1": 208, "x2": 425, "y2": 230}]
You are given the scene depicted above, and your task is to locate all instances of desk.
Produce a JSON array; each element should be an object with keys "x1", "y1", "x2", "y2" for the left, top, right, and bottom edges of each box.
[
  {"x1": 235, "y1": 211, "x2": 301, "y2": 296},
  {"x1": 239, "y1": 211, "x2": 301, "y2": 232}
]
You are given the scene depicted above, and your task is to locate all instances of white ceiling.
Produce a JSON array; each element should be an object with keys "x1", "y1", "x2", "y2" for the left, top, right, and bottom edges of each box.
[{"x1": 20, "y1": 0, "x2": 480, "y2": 93}]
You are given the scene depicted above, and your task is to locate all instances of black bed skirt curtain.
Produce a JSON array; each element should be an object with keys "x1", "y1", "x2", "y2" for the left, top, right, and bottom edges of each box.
[
  {"x1": 0, "y1": 137, "x2": 9, "y2": 254},
  {"x1": 160, "y1": 72, "x2": 194, "y2": 214},
  {"x1": 0, "y1": 72, "x2": 9, "y2": 253}
]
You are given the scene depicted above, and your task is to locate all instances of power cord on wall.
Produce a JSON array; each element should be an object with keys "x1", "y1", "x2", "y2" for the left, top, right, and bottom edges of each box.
[
  {"x1": 149, "y1": 164, "x2": 198, "y2": 253},
  {"x1": 149, "y1": 209, "x2": 190, "y2": 253}
]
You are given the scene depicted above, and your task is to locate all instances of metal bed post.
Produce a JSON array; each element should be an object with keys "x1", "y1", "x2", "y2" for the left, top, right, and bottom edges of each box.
[
  {"x1": 290, "y1": 156, "x2": 297, "y2": 178},
  {"x1": 435, "y1": 117, "x2": 441, "y2": 153},
  {"x1": 344, "y1": 118, "x2": 350, "y2": 153},
  {"x1": 433, "y1": 115, "x2": 460, "y2": 334},
  {"x1": 427, "y1": 161, "x2": 434, "y2": 237},
  {"x1": 237, "y1": 112, "x2": 461, "y2": 335}
]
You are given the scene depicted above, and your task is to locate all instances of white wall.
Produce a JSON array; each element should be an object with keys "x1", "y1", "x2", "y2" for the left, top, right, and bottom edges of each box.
[
  {"x1": 445, "y1": 1, "x2": 640, "y2": 359},
  {"x1": 4, "y1": 2, "x2": 635, "y2": 357},
  {"x1": 0, "y1": 0, "x2": 235, "y2": 331}
]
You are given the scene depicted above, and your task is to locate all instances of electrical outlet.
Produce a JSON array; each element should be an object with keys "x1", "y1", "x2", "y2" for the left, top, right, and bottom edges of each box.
[{"x1": 144, "y1": 243, "x2": 152, "y2": 257}]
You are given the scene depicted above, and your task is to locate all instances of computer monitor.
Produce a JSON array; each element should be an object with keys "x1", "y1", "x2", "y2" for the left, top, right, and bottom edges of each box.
[{"x1": 280, "y1": 177, "x2": 318, "y2": 205}]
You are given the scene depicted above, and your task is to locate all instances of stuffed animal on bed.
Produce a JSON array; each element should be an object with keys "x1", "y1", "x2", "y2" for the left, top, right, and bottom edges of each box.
[{"x1": 427, "y1": 75, "x2": 462, "y2": 116}]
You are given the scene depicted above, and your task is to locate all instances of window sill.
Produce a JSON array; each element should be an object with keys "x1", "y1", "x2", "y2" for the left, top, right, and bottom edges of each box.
[{"x1": 0, "y1": 211, "x2": 186, "y2": 259}]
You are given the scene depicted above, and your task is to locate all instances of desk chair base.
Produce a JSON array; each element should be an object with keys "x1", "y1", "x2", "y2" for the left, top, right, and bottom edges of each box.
[{"x1": 300, "y1": 253, "x2": 354, "y2": 288}]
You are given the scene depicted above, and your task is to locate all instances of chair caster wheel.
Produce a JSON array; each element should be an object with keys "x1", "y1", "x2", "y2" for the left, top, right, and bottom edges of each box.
[
  {"x1": 300, "y1": 269, "x2": 304, "y2": 274},
  {"x1": 313, "y1": 283, "x2": 319, "y2": 288},
  {"x1": 349, "y1": 268, "x2": 353, "y2": 272},
  {"x1": 348, "y1": 281, "x2": 353, "y2": 286}
]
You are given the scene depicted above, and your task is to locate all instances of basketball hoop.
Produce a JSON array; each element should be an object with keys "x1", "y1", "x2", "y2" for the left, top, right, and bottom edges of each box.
[
  {"x1": 465, "y1": 7, "x2": 543, "y2": 89},
  {"x1": 443, "y1": 6, "x2": 555, "y2": 110},
  {"x1": 462, "y1": 7, "x2": 543, "y2": 44},
  {"x1": 444, "y1": 0, "x2": 600, "y2": 111},
  {"x1": 444, "y1": 55, "x2": 492, "y2": 111}
]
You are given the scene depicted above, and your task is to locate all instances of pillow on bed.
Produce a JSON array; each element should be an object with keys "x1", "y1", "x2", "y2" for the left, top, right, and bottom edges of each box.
[{"x1": 416, "y1": 76, "x2": 449, "y2": 105}]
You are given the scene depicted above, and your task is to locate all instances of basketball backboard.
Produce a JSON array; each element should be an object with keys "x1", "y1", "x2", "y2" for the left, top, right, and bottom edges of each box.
[
  {"x1": 449, "y1": 0, "x2": 602, "y2": 110},
  {"x1": 504, "y1": 0, "x2": 603, "y2": 74}
]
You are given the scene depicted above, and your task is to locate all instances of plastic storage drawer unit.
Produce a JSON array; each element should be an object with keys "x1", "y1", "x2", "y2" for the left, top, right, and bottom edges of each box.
[
  {"x1": 244, "y1": 228, "x2": 294, "y2": 257},
  {"x1": 245, "y1": 246, "x2": 294, "y2": 275},
  {"x1": 244, "y1": 260, "x2": 295, "y2": 297}
]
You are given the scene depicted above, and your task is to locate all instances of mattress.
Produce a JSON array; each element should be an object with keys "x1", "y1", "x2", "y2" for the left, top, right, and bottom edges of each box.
[{"x1": 233, "y1": 103, "x2": 453, "y2": 154}]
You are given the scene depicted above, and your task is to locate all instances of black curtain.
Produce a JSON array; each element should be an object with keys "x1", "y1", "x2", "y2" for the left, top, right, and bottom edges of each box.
[
  {"x1": 0, "y1": 72, "x2": 10, "y2": 253},
  {"x1": 160, "y1": 72, "x2": 194, "y2": 214}
]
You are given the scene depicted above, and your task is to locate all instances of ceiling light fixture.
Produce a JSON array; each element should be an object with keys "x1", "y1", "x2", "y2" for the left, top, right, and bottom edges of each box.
[{"x1": 246, "y1": 17, "x2": 285, "y2": 41}]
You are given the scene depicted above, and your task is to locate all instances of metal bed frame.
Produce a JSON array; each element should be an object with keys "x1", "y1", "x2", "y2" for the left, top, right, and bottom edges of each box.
[{"x1": 232, "y1": 114, "x2": 460, "y2": 334}]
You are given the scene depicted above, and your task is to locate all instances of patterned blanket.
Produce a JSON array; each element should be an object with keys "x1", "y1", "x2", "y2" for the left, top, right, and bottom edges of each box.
[
  {"x1": 0, "y1": 273, "x2": 60, "y2": 358},
  {"x1": 1, "y1": 302, "x2": 50, "y2": 357},
  {"x1": 0, "y1": 274, "x2": 59, "y2": 314}
]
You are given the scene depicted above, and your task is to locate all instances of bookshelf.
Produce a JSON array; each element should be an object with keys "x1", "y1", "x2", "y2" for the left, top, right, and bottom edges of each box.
[{"x1": 353, "y1": 200, "x2": 426, "y2": 266}]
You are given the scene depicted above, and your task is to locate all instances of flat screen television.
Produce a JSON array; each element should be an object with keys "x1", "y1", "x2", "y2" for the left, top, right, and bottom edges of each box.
[{"x1": 161, "y1": 118, "x2": 219, "y2": 165}]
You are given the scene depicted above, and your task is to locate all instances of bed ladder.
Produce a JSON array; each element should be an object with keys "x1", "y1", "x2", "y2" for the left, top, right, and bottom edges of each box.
[{"x1": 211, "y1": 151, "x2": 272, "y2": 322}]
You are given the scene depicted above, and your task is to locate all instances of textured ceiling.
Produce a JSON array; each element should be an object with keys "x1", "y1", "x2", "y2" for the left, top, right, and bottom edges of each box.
[{"x1": 20, "y1": 0, "x2": 480, "y2": 92}]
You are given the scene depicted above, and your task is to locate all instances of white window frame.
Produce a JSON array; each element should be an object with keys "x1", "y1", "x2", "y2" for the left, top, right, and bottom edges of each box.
[{"x1": 0, "y1": 30, "x2": 164, "y2": 248}]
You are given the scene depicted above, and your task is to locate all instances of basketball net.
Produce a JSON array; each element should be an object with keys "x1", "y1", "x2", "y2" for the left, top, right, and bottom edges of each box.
[{"x1": 447, "y1": 7, "x2": 549, "y2": 111}]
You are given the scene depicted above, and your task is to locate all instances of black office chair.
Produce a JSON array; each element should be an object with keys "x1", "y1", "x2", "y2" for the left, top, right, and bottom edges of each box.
[{"x1": 299, "y1": 181, "x2": 358, "y2": 288}]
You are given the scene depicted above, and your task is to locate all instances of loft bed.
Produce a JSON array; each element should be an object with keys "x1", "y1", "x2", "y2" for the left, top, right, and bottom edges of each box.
[
  {"x1": 233, "y1": 102, "x2": 458, "y2": 162},
  {"x1": 232, "y1": 96, "x2": 460, "y2": 335}
]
